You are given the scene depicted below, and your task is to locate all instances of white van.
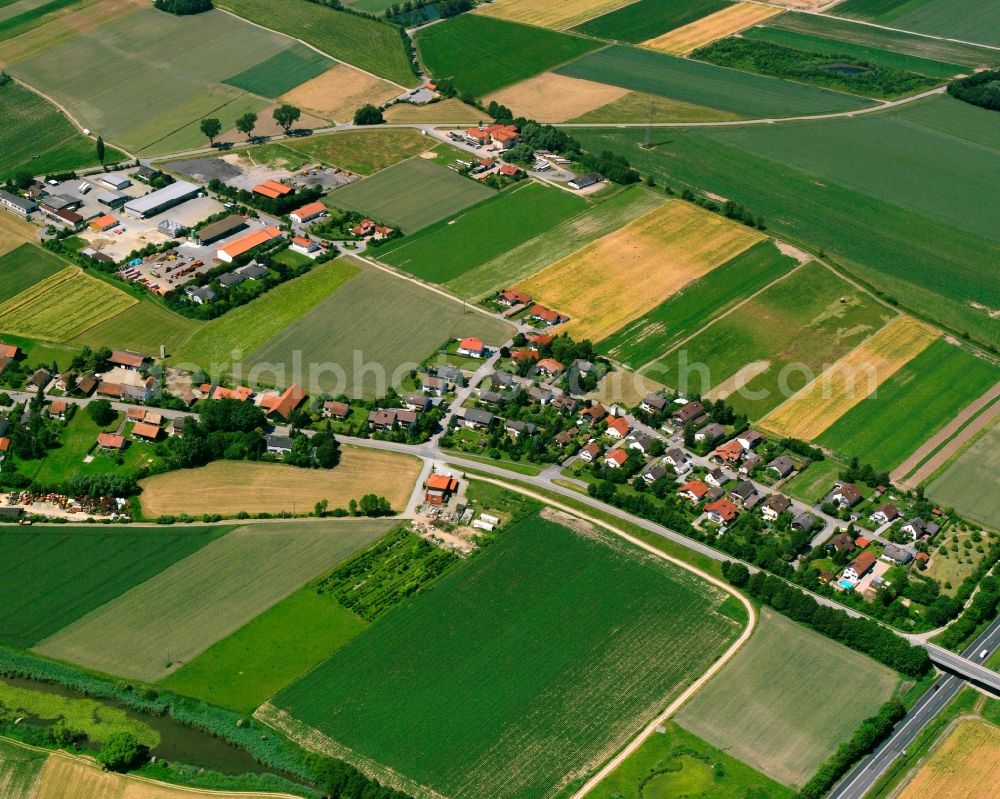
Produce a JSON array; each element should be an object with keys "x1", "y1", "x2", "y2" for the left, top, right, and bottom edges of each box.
[{"x1": 78, "y1": 182, "x2": 91, "y2": 194}]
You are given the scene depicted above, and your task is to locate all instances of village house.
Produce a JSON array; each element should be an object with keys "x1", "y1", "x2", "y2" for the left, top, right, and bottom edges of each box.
[
  {"x1": 28, "y1": 368, "x2": 51, "y2": 390},
  {"x1": 672, "y1": 400, "x2": 704, "y2": 426},
  {"x1": 739, "y1": 453, "x2": 762, "y2": 475},
  {"x1": 695, "y1": 423, "x2": 724, "y2": 444},
  {"x1": 479, "y1": 390, "x2": 503, "y2": 406},
  {"x1": 628, "y1": 432, "x2": 654, "y2": 455},
  {"x1": 553, "y1": 429, "x2": 576, "y2": 448},
  {"x1": 881, "y1": 544, "x2": 914, "y2": 566},
  {"x1": 828, "y1": 531, "x2": 855, "y2": 554},
  {"x1": 552, "y1": 395, "x2": 577, "y2": 413},
  {"x1": 48, "y1": 400, "x2": 69, "y2": 421},
  {"x1": 605, "y1": 415, "x2": 630, "y2": 440},
  {"x1": 536, "y1": 358, "x2": 564, "y2": 378},
  {"x1": 266, "y1": 434, "x2": 295, "y2": 455},
  {"x1": 578, "y1": 404, "x2": 606, "y2": 425},
  {"x1": 869, "y1": 503, "x2": 899, "y2": 525},
  {"x1": 528, "y1": 386, "x2": 553, "y2": 405},
  {"x1": 368, "y1": 408, "x2": 418, "y2": 431},
  {"x1": 832, "y1": 483, "x2": 863, "y2": 509},
  {"x1": 186, "y1": 285, "x2": 217, "y2": 305},
  {"x1": 262, "y1": 384, "x2": 306, "y2": 421},
  {"x1": 55, "y1": 371, "x2": 75, "y2": 392},
  {"x1": 901, "y1": 518, "x2": 941, "y2": 540},
  {"x1": 843, "y1": 551, "x2": 877, "y2": 582},
  {"x1": 738, "y1": 430, "x2": 765, "y2": 450},
  {"x1": 579, "y1": 442, "x2": 601, "y2": 462},
  {"x1": 457, "y1": 337, "x2": 487, "y2": 358},
  {"x1": 705, "y1": 499, "x2": 739, "y2": 525},
  {"x1": 505, "y1": 419, "x2": 537, "y2": 439},
  {"x1": 642, "y1": 463, "x2": 667, "y2": 484},
  {"x1": 498, "y1": 288, "x2": 531, "y2": 307},
  {"x1": 730, "y1": 480, "x2": 758, "y2": 508},
  {"x1": 97, "y1": 432, "x2": 127, "y2": 451},
  {"x1": 434, "y1": 365, "x2": 465, "y2": 386},
  {"x1": 422, "y1": 375, "x2": 447, "y2": 396},
  {"x1": 640, "y1": 393, "x2": 667, "y2": 414},
  {"x1": 109, "y1": 350, "x2": 152, "y2": 371},
  {"x1": 76, "y1": 373, "x2": 98, "y2": 396},
  {"x1": 792, "y1": 512, "x2": 818, "y2": 533},
  {"x1": 715, "y1": 440, "x2": 744, "y2": 465},
  {"x1": 530, "y1": 305, "x2": 566, "y2": 326},
  {"x1": 132, "y1": 421, "x2": 161, "y2": 442},
  {"x1": 761, "y1": 493, "x2": 791, "y2": 522},
  {"x1": 705, "y1": 468, "x2": 730, "y2": 489},
  {"x1": 425, "y1": 473, "x2": 459, "y2": 505},
  {"x1": 664, "y1": 448, "x2": 692, "y2": 475},
  {"x1": 462, "y1": 408, "x2": 495, "y2": 430},
  {"x1": 322, "y1": 400, "x2": 351, "y2": 419},
  {"x1": 404, "y1": 394, "x2": 432, "y2": 413},
  {"x1": 679, "y1": 480, "x2": 709, "y2": 504},
  {"x1": 289, "y1": 201, "x2": 327, "y2": 225},
  {"x1": 604, "y1": 449, "x2": 628, "y2": 469},
  {"x1": 768, "y1": 455, "x2": 796, "y2": 479}
]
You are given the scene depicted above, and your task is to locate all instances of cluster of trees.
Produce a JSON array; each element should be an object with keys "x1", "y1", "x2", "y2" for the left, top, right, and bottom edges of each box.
[
  {"x1": 198, "y1": 104, "x2": 302, "y2": 147},
  {"x1": 722, "y1": 562, "x2": 932, "y2": 676},
  {"x1": 589, "y1": 480, "x2": 696, "y2": 535},
  {"x1": 286, "y1": 423, "x2": 341, "y2": 469},
  {"x1": 710, "y1": 512, "x2": 808, "y2": 578},
  {"x1": 936, "y1": 574, "x2": 1000, "y2": 650},
  {"x1": 354, "y1": 103, "x2": 384, "y2": 125},
  {"x1": 722, "y1": 199, "x2": 765, "y2": 230},
  {"x1": 153, "y1": 0, "x2": 213, "y2": 15},
  {"x1": 97, "y1": 731, "x2": 148, "y2": 772},
  {"x1": 384, "y1": 0, "x2": 471, "y2": 22},
  {"x1": 840, "y1": 457, "x2": 891, "y2": 490},
  {"x1": 160, "y1": 400, "x2": 268, "y2": 469},
  {"x1": 207, "y1": 178, "x2": 324, "y2": 216},
  {"x1": 309, "y1": 754, "x2": 414, "y2": 799},
  {"x1": 799, "y1": 699, "x2": 905, "y2": 799},
  {"x1": 948, "y1": 70, "x2": 1000, "y2": 111}
]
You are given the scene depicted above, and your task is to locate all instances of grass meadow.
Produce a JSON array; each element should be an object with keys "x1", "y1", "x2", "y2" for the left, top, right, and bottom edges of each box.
[
  {"x1": 0, "y1": 736, "x2": 46, "y2": 799},
  {"x1": 647, "y1": 261, "x2": 892, "y2": 420},
  {"x1": 71, "y1": 299, "x2": 201, "y2": 355},
  {"x1": 0, "y1": 526, "x2": 222, "y2": 648},
  {"x1": 782, "y1": 459, "x2": 844, "y2": 505},
  {"x1": 162, "y1": 583, "x2": 368, "y2": 713},
  {"x1": 246, "y1": 258, "x2": 513, "y2": 397},
  {"x1": 218, "y1": 0, "x2": 415, "y2": 85},
  {"x1": 223, "y1": 43, "x2": 332, "y2": 97},
  {"x1": 555, "y1": 45, "x2": 873, "y2": 117},
  {"x1": 326, "y1": 157, "x2": 494, "y2": 233},
  {"x1": 928, "y1": 422, "x2": 1000, "y2": 531},
  {"x1": 35, "y1": 521, "x2": 394, "y2": 682},
  {"x1": 0, "y1": 244, "x2": 67, "y2": 303},
  {"x1": 600, "y1": 239, "x2": 798, "y2": 368},
  {"x1": 572, "y1": 0, "x2": 728, "y2": 42},
  {"x1": 836, "y1": 0, "x2": 1000, "y2": 48},
  {"x1": 676, "y1": 609, "x2": 899, "y2": 788},
  {"x1": 272, "y1": 511, "x2": 743, "y2": 799},
  {"x1": 417, "y1": 14, "x2": 602, "y2": 97},
  {"x1": 379, "y1": 180, "x2": 590, "y2": 285},
  {"x1": 818, "y1": 339, "x2": 999, "y2": 472},
  {"x1": 280, "y1": 128, "x2": 434, "y2": 175}
]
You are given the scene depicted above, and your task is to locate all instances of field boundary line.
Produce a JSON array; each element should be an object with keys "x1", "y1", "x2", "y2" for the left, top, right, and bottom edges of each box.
[
  {"x1": 459, "y1": 475, "x2": 757, "y2": 799},
  {"x1": 561, "y1": 0, "x2": 643, "y2": 31},
  {"x1": 816, "y1": 11, "x2": 1000, "y2": 53}
]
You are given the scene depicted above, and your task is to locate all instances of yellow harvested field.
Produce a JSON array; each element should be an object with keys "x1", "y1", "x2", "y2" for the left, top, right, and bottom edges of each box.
[
  {"x1": 0, "y1": 215, "x2": 34, "y2": 256},
  {"x1": 898, "y1": 720, "x2": 1000, "y2": 799},
  {"x1": 384, "y1": 98, "x2": 481, "y2": 123},
  {"x1": 475, "y1": 0, "x2": 635, "y2": 30},
  {"x1": 590, "y1": 368, "x2": 668, "y2": 408},
  {"x1": 139, "y1": 447, "x2": 421, "y2": 517},
  {"x1": 281, "y1": 64, "x2": 403, "y2": 123},
  {"x1": 34, "y1": 748, "x2": 302, "y2": 799},
  {"x1": 488, "y1": 72, "x2": 629, "y2": 123},
  {"x1": 518, "y1": 201, "x2": 764, "y2": 341},
  {"x1": 762, "y1": 315, "x2": 938, "y2": 440},
  {"x1": 643, "y1": 2, "x2": 783, "y2": 55}
]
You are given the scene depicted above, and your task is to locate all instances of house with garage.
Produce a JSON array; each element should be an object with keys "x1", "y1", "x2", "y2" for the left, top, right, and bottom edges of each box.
[
  {"x1": 679, "y1": 480, "x2": 709, "y2": 504},
  {"x1": 869, "y1": 503, "x2": 899, "y2": 525},
  {"x1": 530, "y1": 305, "x2": 566, "y2": 325},
  {"x1": 842, "y1": 550, "x2": 877, "y2": 583},
  {"x1": 640, "y1": 393, "x2": 668, "y2": 414},
  {"x1": 664, "y1": 447, "x2": 691, "y2": 475},
  {"x1": 768, "y1": 455, "x2": 796, "y2": 479},
  {"x1": 462, "y1": 408, "x2": 495, "y2": 430},
  {"x1": 901, "y1": 518, "x2": 941, "y2": 541},
  {"x1": 672, "y1": 400, "x2": 704, "y2": 426},
  {"x1": 760, "y1": 493, "x2": 791, "y2": 522},
  {"x1": 457, "y1": 337, "x2": 487, "y2": 358},
  {"x1": 705, "y1": 498, "x2": 738, "y2": 525},
  {"x1": 730, "y1": 480, "x2": 758, "y2": 508},
  {"x1": 536, "y1": 358, "x2": 564, "y2": 378},
  {"x1": 831, "y1": 483, "x2": 863, "y2": 509},
  {"x1": 881, "y1": 544, "x2": 914, "y2": 566},
  {"x1": 604, "y1": 449, "x2": 628, "y2": 469},
  {"x1": 498, "y1": 288, "x2": 531, "y2": 307}
]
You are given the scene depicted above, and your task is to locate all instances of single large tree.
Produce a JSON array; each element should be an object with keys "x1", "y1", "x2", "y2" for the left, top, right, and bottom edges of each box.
[
  {"x1": 353, "y1": 104, "x2": 384, "y2": 126},
  {"x1": 199, "y1": 117, "x2": 222, "y2": 145},
  {"x1": 235, "y1": 112, "x2": 258, "y2": 141},
  {"x1": 272, "y1": 103, "x2": 301, "y2": 134}
]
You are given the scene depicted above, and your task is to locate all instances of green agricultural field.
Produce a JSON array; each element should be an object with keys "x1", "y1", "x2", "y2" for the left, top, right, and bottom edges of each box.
[
  {"x1": 71, "y1": 299, "x2": 201, "y2": 355},
  {"x1": 270, "y1": 511, "x2": 744, "y2": 799},
  {"x1": 280, "y1": 128, "x2": 436, "y2": 175},
  {"x1": 140, "y1": 93, "x2": 269, "y2": 156},
  {"x1": 589, "y1": 721, "x2": 793, "y2": 799},
  {"x1": 783, "y1": 459, "x2": 844, "y2": 505},
  {"x1": 556, "y1": 45, "x2": 873, "y2": 117},
  {"x1": 0, "y1": 526, "x2": 221, "y2": 649},
  {"x1": 161, "y1": 584, "x2": 367, "y2": 714},
  {"x1": 171, "y1": 259, "x2": 359, "y2": 373},
  {"x1": 0, "y1": 735, "x2": 47, "y2": 799},
  {"x1": 417, "y1": 14, "x2": 602, "y2": 97},
  {"x1": 0, "y1": 0, "x2": 78, "y2": 41},
  {"x1": 647, "y1": 261, "x2": 892, "y2": 420},
  {"x1": 600, "y1": 240, "x2": 799, "y2": 369},
  {"x1": 379, "y1": 180, "x2": 589, "y2": 284},
  {"x1": 442, "y1": 186, "x2": 664, "y2": 298},
  {"x1": 0, "y1": 244, "x2": 67, "y2": 303},
  {"x1": 218, "y1": 0, "x2": 415, "y2": 85},
  {"x1": 327, "y1": 157, "x2": 494, "y2": 233},
  {"x1": 928, "y1": 422, "x2": 1000, "y2": 530},
  {"x1": 572, "y1": 0, "x2": 727, "y2": 42},
  {"x1": 836, "y1": 0, "x2": 1000, "y2": 48},
  {"x1": 571, "y1": 102, "x2": 1000, "y2": 348},
  {"x1": 34, "y1": 521, "x2": 394, "y2": 682},
  {"x1": 5, "y1": 6, "x2": 292, "y2": 153},
  {"x1": 224, "y1": 43, "x2": 333, "y2": 97},
  {"x1": 818, "y1": 339, "x2": 999, "y2": 472},
  {"x1": 0, "y1": 268, "x2": 136, "y2": 342},
  {"x1": 744, "y1": 25, "x2": 966, "y2": 79},
  {"x1": 763, "y1": 12, "x2": 1000, "y2": 68},
  {"x1": 676, "y1": 609, "x2": 899, "y2": 788},
  {"x1": 0, "y1": 79, "x2": 124, "y2": 180},
  {"x1": 246, "y1": 258, "x2": 514, "y2": 397}
]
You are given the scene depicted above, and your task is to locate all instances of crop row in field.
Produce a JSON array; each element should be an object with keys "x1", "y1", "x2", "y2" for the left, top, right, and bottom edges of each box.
[
  {"x1": 644, "y1": 1, "x2": 782, "y2": 55},
  {"x1": 223, "y1": 42, "x2": 332, "y2": 97},
  {"x1": 836, "y1": 0, "x2": 1000, "y2": 48},
  {"x1": 272, "y1": 510, "x2": 743, "y2": 799},
  {"x1": 818, "y1": 338, "x2": 1000, "y2": 472},
  {"x1": 417, "y1": 13, "x2": 602, "y2": 97},
  {"x1": 897, "y1": 719, "x2": 1000, "y2": 799},
  {"x1": 519, "y1": 200, "x2": 764, "y2": 342},
  {"x1": 0, "y1": 736, "x2": 46, "y2": 799},
  {"x1": 600, "y1": 239, "x2": 799, "y2": 368},
  {"x1": 0, "y1": 0, "x2": 78, "y2": 42},
  {"x1": 72, "y1": 298, "x2": 201, "y2": 355},
  {"x1": 245, "y1": 258, "x2": 514, "y2": 397},
  {"x1": 0, "y1": 243, "x2": 67, "y2": 303},
  {"x1": 573, "y1": 0, "x2": 728, "y2": 43},
  {"x1": 35, "y1": 520, "x2": 394, "y2": 682},
  {"x1": 0, "y1": 267, "x2": 137, "y2": 341},
  {"x1": 327, "y1": 157, "x2": 494, "y2": 233},
  {"x1": 475, "y1": 0, "x2": 634, "y2": 31},
  {"x1": 556, "y1": 45, "x2": 873, "y2": 118},
  {"x1": 676, "y1": 608, "x2": 899, "y2": 788},
  {"x1": 927, "y1": 421, "x2": 1000, "y2": 531},
  {"x1": 0, "y1": 526, "x2": 222, "y2": 649},
  {"x1": 571, "y1": 96, "x2": 1000, "y2": 347},
  {"x1": 219, "y1": 0, "x2": 415, "y2": 85},
  {"x1": 646, "y1": 261, "x2": 892, "y2": 420}
]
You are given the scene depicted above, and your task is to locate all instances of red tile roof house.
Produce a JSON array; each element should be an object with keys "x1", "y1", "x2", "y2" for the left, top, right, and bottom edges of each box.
[
  {"x1": 0, "y1": 344, "x2": 21, "y2": 359},
  {"x1": 604, "y1": 449, "x2": 629, "y2": 469},
  {"x1": 843, "y1": 550, "x2": 877, "y2": 582},
  {"x1": 289, "y1": 201, "x2": 327, "y2": 224},
  {"x1": 579, "y1": 442, "x2": 601, "y2": 462},
  {"x1": 527, "y1": 333, "x2": 554, "y2": 347},
  {"x1": 262, "y1": 384, "x2": 306, "y2": 421},
  {"x1": 715, "y1": 440, "x2": 744, "y2": 465},
  {"x1": 679, "y1": 480, "x2": 709, "y2": 503},
  {"x1": 498, "y1": 163, "x2": 522, "y2": 177},
  {"x1": 705, "y1": 499, "x2": 739, "y2": 524},
  {"x1": 604, "y1": 415, "x2": 630, "y2": 440},
  {"x1": 512, "y1": 349, "x2": 540, "y2": 362},
  {"x1": 578, "y1": 403, "x2": 606, "y2": 425},
  {"x1": 323, "y1": 400, "x2": 351, "y2": 419},
  {"x1": 425, "y1": 473, "x2": 459, "y2": 505},
  {"x1": 457, "y1": 337, "x2": 487, "y2": 358},
  {"x1": 498, "y1": 288, "x2": 531, "y2": 307},
  {"x1": 463, "y1": 127, "x2": 492, "y2": 146},
  {"x1": 48, "y1": 400, "x2": 69, "y2": 420},
  {"x1": 290, "y1": 235, "x2": 319, "y2": 255},
  {"x1": 0, "y1": 437, "x2": 10, "y2": 456},
  {"x1": 132, "y1": 422, "x2": 161, "y2": 442},
  {"x1": 351, "y1": 219, "x2": 376, "y2": 237},
  {"x1": 97, "y1": 432, "x2": 127, "y2": 450},
  {"x1": 530, "y1": 305, "x2": 566, "y2": 325},
  {"x1": 491, "y1": 128, "x2": 520, "y2": 150},
  {"x1": 535, "y1": 358, "x2": 564, "y2": 378}
]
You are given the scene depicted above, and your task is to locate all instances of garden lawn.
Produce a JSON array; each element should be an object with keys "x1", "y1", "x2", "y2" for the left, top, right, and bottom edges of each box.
[
  {"x1": 818, "y1": 339, "x2": 1000, "y2": 472},
  {"x1": 379, "y1": 180, "x2": 588, "y2": 284},
  {"x1": 161, "y1": 584, "x2": 368, "y2": 714},
  {"x1": 927, "y1": 422, "x2": 1000, "y2": 531},
  {"x1": 782, "y1": 459, "x2": 844, "y2": 505},
  {"x1": 326, "y1": 157, "x2": 493, "y2": 233},
  {"x1": 572, "y1": 0, "x2": 728, "y2": 42},
  {"x1": 281, "y1": 128, "x2": 433, "y2": 175},
  {"x1": 34, "y1": 520, "x2": 394, "y2": 682},
  {"x1": 417, "y1": 14, "x2": 602, "y2": 97},
  {"x1": 218, "y1": 0, "x2": 415, "y2": 85},
  {"x1": 269, "y1": 510, "x2": 743, "y2": 799},
  {"x1": 555, "y1": 45, "x2": 874, "y2": 117},
  {"x1": 599, "y1": 239, "x2": 798, "y2": 368},
  {"x1": 223, "y1": 43, "x2": 333, "y2": 97},
  {"x1": 170, "y1": 259, "x2": 359, "y2": 372},
  {"x1": 246, "y1": 257, "x2": 513, "y2": 397},
  {"x1": 0, "y1": 526, "x2": 222, "y2": 648},
  {"x1": 0, "y1": 244, "x2": 67, "y2": 303},
  {"x1": 676, "y1": 608, "x2": 899, "y2": 788},
  {"x1": 646, "y1": 261, "x2": 892, "y2": 420}
]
